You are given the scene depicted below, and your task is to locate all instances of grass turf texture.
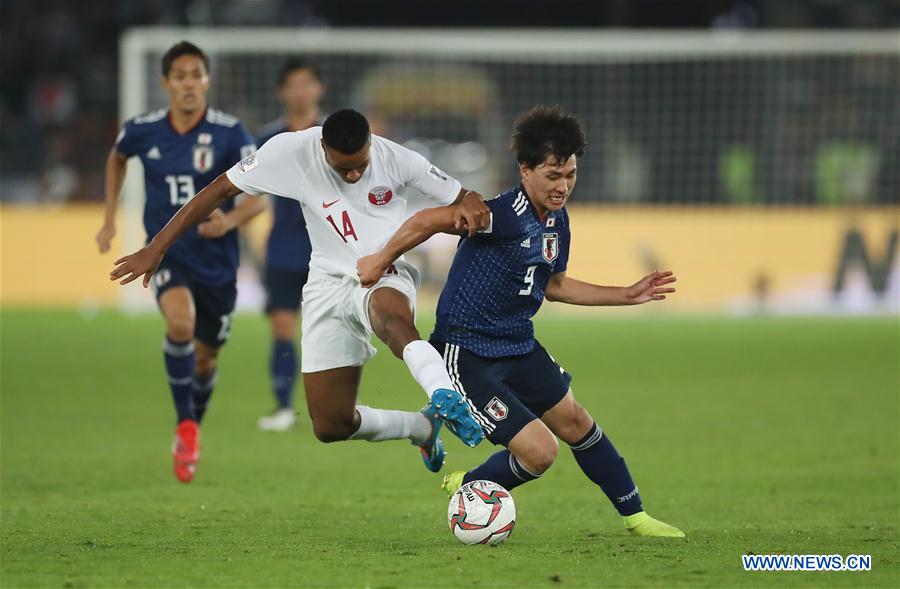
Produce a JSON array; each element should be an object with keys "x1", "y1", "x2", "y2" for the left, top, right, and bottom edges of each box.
[{"x1": 1, "y1": 309, "x2": 898, "y2": 588}]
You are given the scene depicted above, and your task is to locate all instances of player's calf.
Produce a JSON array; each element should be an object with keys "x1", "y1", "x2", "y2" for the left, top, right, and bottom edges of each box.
[{"x1": 542, "y1": 392, "x2": 595, "y2": 445}]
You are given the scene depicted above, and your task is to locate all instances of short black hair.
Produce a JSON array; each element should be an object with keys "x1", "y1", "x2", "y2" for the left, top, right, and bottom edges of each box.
[
  {"x1": 277, "y1": 58, "x2": 322, "y2": 86},
  {"x1": 322, "y1": 109, "x2": 370, "y2": 155},
  {"x1": 161, "y1": 41, "x2": 210, "y2": 77},
  {"x1": 511, "y1": 106, "x2": 587, "y2": 168}
]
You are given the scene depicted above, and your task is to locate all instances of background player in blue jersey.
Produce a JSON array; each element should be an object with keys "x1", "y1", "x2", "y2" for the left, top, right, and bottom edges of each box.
[
  {"x1": 95, "y1": 42, "x2": 264, "y2": 483},
  {"x1": 359, "y1": 106, "x2": 684, "y2": 537},
  {"x1": 255, "y1": 59, "x2": 324, "y2": 432}
]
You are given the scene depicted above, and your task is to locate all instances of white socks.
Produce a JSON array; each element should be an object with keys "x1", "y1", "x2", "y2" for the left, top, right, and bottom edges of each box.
[
  {"x1": 350, "y1": 405, "x2": 432, "y2": 445},
  {"x1": 347, "y1": 341, "x2": 451, "y2": 446},
  {"x1": 402, "y1": 340, "x2": 455, "y2": 399}
]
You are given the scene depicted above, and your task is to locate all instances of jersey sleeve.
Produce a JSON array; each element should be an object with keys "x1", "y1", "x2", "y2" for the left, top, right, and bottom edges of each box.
[
  {"x1": 402, "y1": 150, "x2": 462, "y2": 205},
  {"x1": 471, "y1": 195, "x2": 523, "y2": 243},
  {"x1": 553, "y1": 209, "x2": 571, "y2": 274},
  {"x1": 229, "y1": 121, "x2": 257, "y2": 165},
  {"x1": 225, "y1": 132, "x2": 298, "y2": 199},
  {"x1": 113, "y1": 119, "x2": 141, "y2": 158}
]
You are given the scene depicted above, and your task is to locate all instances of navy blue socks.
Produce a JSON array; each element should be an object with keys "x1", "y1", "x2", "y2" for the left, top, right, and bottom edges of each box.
[
  {"x1": 570, "y1": 424, "x2": 643, "y2": 516},
  {"x1": 463, "y1": 449, "x2": 541, "y2": 491},
  {"x1": 164, "y1": 337, "x2": 196, "y2": 423},
  {"x1": 270, "y1": 339, "x2": 297, "y2": 409}
]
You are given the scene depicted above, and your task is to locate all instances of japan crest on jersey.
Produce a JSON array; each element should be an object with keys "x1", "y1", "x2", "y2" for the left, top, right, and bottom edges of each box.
[
  {"x1": 193, "y1": 145, "x2": 214, "y2": 173},
  {"x1": 485, "y1": 397, "x2": 508, "y2": 421},
  {"x1": 542, "y1": 232, "x2": 559, "y2": 262}
]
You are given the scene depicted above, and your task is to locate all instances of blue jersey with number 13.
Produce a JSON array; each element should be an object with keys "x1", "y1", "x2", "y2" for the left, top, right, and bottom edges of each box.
[{"x1": 115, "y1": 107, "x2": 256, "y2": 285}]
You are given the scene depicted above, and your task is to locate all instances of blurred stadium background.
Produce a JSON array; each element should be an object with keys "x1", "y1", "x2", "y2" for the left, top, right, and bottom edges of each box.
[
  {"x1": 2, "y1": 3, "x2": 899, "y2": 588},
  {"x1": 1, "y1": 0, "x2": 897, "y2": 315}
]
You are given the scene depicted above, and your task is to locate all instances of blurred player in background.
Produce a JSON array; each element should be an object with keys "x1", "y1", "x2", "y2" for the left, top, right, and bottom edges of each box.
[
  {"x1": 110, "y1": 109, "x2": 490, "y2": 474},
  {"x1": 96, "y1": 41, "x2": 263, "y2": 483},
  {"x1": 359, "y1": 106, "x2": 685, "y2": 537},
  {"x1": 255, "y1": 59, "x2": 324, "y2": 432}
]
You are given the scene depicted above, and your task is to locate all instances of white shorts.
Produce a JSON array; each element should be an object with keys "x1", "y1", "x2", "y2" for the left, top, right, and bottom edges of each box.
[{"x1": 300, "y1": 261, "x2": 420, "y2": 373}]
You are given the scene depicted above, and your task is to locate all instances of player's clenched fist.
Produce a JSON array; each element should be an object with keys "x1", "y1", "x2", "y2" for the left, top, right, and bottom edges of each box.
[
  {"x1": 110, "y1": 246, "x2": 164, "y2": 287},
  {"x1": 357, "y1": 253, "x2": 391, "y2": 288},
  {"x1": 452, "y1": 191, "x2": 491, "y2": 236},
  {"x1": 197, "y1": 208, "x2": 235, "y2": 238}
]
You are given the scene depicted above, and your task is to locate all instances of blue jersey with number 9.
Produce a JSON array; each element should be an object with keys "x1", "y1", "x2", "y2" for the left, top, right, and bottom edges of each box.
[
  {"x1": 115, "y1": 107, "x2": 256, "y2": 285},
  {"x1": 432, "y1": 185, "x2": 571, "y2": 358}
]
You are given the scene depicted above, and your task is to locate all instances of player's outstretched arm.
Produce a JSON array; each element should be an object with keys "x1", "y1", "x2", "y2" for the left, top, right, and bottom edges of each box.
[
  {"x1": 358, "y1": 188, "x2": 488, "y2": 287},
  {"x1": 96, "y1": 148, "x2": 129, "y2": 254},
  {"x1": 545, "y1": 270, "x2": 677, "y2": 306},
  {"x1": 109, "y1": 173, "x2": 243, "y2": 287},
  {"x1": 357, "y1": 206, "x2": 461, "y2": 288}
]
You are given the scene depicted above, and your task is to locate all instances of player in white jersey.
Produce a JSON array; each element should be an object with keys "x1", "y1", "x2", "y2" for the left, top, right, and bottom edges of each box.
[{"x1": 111, "y1": 109, "x2": 489, "y2": 471}]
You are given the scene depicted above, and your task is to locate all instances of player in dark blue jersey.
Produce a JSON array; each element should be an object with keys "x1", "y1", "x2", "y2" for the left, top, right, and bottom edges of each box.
[
  {"x1": 359, "y1": 106, "x2": 684, "y2": 537},
  {"x1": 96, "y1": 42, "x2": 264, "y2": 483},
  {"x1": 256, "y1": 59, "x2": 322, "y2": 432}
]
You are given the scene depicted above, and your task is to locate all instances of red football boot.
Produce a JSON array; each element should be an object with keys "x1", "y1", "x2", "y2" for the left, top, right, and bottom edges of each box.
[{"x1": 172, "y1": 419, "x2": 200, "y2": 483}]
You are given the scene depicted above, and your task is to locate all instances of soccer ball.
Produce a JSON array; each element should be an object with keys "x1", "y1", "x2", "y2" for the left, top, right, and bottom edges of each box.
[{"x1": 447, "y1": 480, "x2": 516, "y2": 545}]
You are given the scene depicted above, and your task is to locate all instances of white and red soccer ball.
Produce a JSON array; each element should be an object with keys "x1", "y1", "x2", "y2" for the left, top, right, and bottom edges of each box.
[{"x1": 447, "y1": 480, "x2": 516, "y2": 545}]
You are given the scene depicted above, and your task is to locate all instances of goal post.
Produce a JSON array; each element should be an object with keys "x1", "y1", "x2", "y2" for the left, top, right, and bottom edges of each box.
[{"x1": 118, "y1": 28, "x2": 899, "y2": 313}]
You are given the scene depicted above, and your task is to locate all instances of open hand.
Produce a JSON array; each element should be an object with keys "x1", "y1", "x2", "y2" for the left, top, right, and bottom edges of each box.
[
  {"x1": 197, "y1": 209, "x2": 234, "y2": 239},
  {"x1": 452, "y1": 193, "x2": 491, "y2": 237},
  {"x1": 95, "y1": 223, "x2": 116, "y2": 253},
  {"x1": 109, "y1": 246, "x2": 164, "y2": 287},
  {"x1": 624, "y1": 270, "x2": 677, "y2": 304},
  {"x1": 357, "y1": 253, "x2": 391, "y2": 288}
]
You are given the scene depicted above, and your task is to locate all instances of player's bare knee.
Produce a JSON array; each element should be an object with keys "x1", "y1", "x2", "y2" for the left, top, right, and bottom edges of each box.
[
  {"x1": 547, "y1": 395, "x2": 595, "y2": 444},
  {"x1": 514, "y1": 427, "x2": 559, "y2": 475},
  {"x1": 166, "y1": 320, "x2": 194, "y2": 343},
  {"x1": 556, "y1": 400, "x2": 594, "y2": 444},
  {"x1": 270, "y1": 311, "x2": 297, "y2": 341},
  {"x1": 519, "y1": 441, "x2": 558, "y2": 475},
  {"x1": 311, "y1": 418, "x2": 355, "y2": 443},
  {"x1": 376, "y1": 314, "x2": 417, "y2": 358}
]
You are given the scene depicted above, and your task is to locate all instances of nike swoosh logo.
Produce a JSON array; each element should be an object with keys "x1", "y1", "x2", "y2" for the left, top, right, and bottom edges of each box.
[{"x1": 322, "y1": 199, "x2": 341, "y2": 208}]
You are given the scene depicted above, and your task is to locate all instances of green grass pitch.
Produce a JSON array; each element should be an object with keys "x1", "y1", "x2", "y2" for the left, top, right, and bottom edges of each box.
[{"x1": 1, "y1": 309, "x2": 898, "y2": 588}]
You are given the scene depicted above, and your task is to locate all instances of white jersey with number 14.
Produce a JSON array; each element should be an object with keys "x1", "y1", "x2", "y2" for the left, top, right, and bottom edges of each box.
[{"x1": 225, "y1": 127, "x2": 461, "y2": 278}]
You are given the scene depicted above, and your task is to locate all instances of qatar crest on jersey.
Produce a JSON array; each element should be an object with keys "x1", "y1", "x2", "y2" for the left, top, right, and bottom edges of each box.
[
  {"x1": 542, "y1": 232, "x2": 559, "y2": 262},
  {"x1": 367, "y1": 185, "x2": 393, "y2": 206},
  {"x1": 193, "y1": 145, "x2": 214, "y2": 173}
]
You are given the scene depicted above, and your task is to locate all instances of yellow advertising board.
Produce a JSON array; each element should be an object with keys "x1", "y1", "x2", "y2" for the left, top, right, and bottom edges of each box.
[
  {"x1": 1, "y1": 206, "x2": 121, "y2": 307},
  {"x1": 562, "y1": 206, "x2": 899, "y2": 313},
  {"x1": 1, "y1": 204, "x2": 897, "y2": 314}
]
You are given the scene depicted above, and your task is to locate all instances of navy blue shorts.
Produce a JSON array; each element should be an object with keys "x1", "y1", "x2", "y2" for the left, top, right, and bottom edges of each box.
[
  {"x1": 264, "y1": 266, "x2": 309, "y2": 313},
  {"x1": 152, "y1": 257, "x2": 237, "y2": 348},
  {"x1": 430, "y1": 339, "x2": 572, "y2": 447}
]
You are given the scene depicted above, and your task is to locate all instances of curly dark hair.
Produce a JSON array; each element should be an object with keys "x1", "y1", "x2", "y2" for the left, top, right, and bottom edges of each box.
[
  {"x1": 511, "y1": 106, "x2": 587, "y2": 168},
  {"x1": 161, "y1": 41, "x2": 210, "y2": 77}
]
